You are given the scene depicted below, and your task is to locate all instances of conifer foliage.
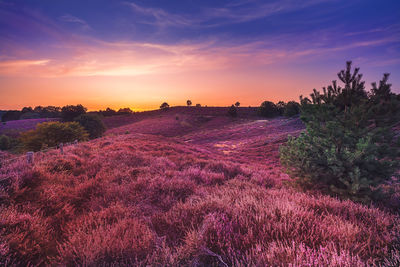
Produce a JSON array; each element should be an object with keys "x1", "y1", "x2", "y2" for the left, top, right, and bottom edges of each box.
[{"x1": 280, "y1": 62, "x2": 400, "y2": 202}]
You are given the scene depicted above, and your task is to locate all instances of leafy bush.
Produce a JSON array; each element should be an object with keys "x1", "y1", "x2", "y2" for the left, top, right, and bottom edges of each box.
[
  {"x1": 0, "y1": 135, "x2": 11, "y2": 150},
  {"x1": 61, "y1": 105, "x2": 87, "y2": 122},
  {"x1": 258, "y1": 101, "x2": 279, "y2": 117},
  {"x1": 283, "y1": 101, "x2": 300, "y2": 117},
  {"x1": 228, "y1": 105, "x2": 238, "y2": 117},
  {"x1": 280, "y1": 61, "x2": 400, "y2": 202},
  {"x1": 20, "y1": 121, "x2": 88, "y2": 151},
  {"x1": 74, "y1": 114, "x2": 106, "y2": 139}
]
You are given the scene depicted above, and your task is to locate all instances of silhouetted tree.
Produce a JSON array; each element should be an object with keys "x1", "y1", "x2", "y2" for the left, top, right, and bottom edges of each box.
[
  {"x1": 228, "y1": 105, "x2": 238, "y2": 117},
  {"x1": 118, "y1": 108, "x2": 133, "y2": 114},
  {"x1": 41, "y1": 106, "x2": 61, "y2": 118},
  {"x1": 283, "y1": 101, "x2": 300, "y2": 117},
  {"x1": 61, "y1": 104, "x2": 87, "y2": 121},
  {"x1": 187, "y1": 100, "x2": 192, "y2": 106},
  {"x1": 276, "y1": 101, "x2": 286, "y2": 115},
  {"x1": 21, "y1": 107, "x2": 33, "y2": 113},
  {"x1": 235, "y1": 101, "x2": 240, "y2": 107},
  {"x1": 1, "y1": 111, "x2": 21, "y2": 122},
  {"x1": 101, "y1": 108, "x2": 117, "y2": 117},
  {"x1": 258, "y1": 101, "x2": 278, "y2": 117},
  {"x1": 195, "y1": 104, "x2": 201, "y2": 107},
  {"x1": 160, "y1": 102, "x2": 170, "y2": 110}
]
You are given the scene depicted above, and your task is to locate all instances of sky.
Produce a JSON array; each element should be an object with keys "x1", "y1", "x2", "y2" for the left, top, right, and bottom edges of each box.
[{"x1": 0, "y1": 0, "x2": 399, "y2": 111}]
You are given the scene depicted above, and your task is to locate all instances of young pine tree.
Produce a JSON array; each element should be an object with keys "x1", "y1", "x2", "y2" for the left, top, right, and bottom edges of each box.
[{"x1": 280, "y1": 61, "x2": 400, "y2": 202}]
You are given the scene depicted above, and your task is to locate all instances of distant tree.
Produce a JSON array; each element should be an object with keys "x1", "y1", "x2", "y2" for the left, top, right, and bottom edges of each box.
[
  {"x1": 74, "y1": 114, "x2": 106, "y2": 139},
  {"x1": 195, "y1": 104, "x2": 201, "y2": 107},
  {"x1": 258, "y1": 101, "x2": 279, "y2": 117},
  {"x1": 33, "y1": 106, "x2": 44, "y2": 113},
  {"x1": 1, "y1": 111, "x2": 21, "y2": 122},
  {"x1": 21, "y1": 107, "x2": 33, "y2": 113},
  {"x1": 280, "y1": 61, "x2": 400, "y2": 202},
  {"x1": 283, "y1": 101, "x2": 300, "y2": 117},
  {"x1": 61, "y1": 104, "x2": 87, "y2": 121},
  {"x1": 41, "y1": 106, "x2": 62, "y2": 118},
  {"x1": 187, "y1": 100, "x2": 192, "y2": 106},
  {"x1": 20, "y1": 121, "x2": 88, "y2": 151},
  {"x1": 228, "y1": 105, "x2": 238, "y2": 117},
  {"x1": 160, "y1": 102, "x2": 170, "y2": 110},
  {"x1": 118, "y1": 108, "x2": 133, "y2": 115},
  {"x1": 276, "y1": 101, "x2": 286, "y2": 115},
  {"x1": 235, "y1": 101, "x2": 240, "y2": 107},
  {"x1": 102, "y1": 108, "x2": 117, "y2": 117},
  {"x1": 20, "y1": 112, "x2": 41, "y2": 120}
]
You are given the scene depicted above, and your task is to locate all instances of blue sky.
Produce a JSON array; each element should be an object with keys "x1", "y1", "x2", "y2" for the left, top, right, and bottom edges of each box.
[{"x1": 0, "y1": 0, "x2": 399, "y2": 109}]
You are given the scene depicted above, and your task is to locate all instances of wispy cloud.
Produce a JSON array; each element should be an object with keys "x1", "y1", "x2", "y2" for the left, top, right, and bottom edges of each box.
[
  {"x1": 60, "y1": 14, "x2": 91, "y2": 30},
  {"x1": 125, "y1": 0, "x2": 339, "y2": 28},
  {"x1": 0, "y1": 59, "x2": 50, "y2": 75},
  {"x1": 0, "y1": 31, "x2": 397, "y2": 78}
]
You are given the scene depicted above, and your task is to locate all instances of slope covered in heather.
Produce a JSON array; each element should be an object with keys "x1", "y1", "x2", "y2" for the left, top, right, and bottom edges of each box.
[{"x1": 0, "y1": 115, "x2": 399, "y2": 266}]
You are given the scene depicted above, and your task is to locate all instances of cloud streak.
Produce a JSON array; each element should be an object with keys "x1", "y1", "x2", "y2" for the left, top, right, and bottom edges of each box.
[
  {"x1": 0, "y1": 31, "x2": 397, "y2": 78},
  {"x1": 60, "y1": 14, "x2": 91, "y2": 30},
  {"x1": 125, "y1": 0, "x2": 339, "y2": 28}
]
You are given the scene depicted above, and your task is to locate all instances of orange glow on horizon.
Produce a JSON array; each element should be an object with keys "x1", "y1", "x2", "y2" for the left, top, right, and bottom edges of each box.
[{"x1": 1, "y1": 38, "x2": 394, "y2": 111}]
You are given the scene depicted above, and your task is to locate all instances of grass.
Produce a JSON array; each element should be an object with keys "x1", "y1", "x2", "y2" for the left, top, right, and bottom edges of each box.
[{"x1": 0, "y1": 114, "x2": 399, "y2": 266}]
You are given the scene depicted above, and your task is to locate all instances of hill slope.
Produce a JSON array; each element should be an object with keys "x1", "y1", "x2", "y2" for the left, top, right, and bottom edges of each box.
[{"x1": 0, "y1": 115, "x2": 399, "y2": 266}]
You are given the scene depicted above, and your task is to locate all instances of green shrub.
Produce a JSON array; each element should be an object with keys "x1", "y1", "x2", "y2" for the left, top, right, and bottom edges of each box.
[
  {"x1": 0, "y1": 135, "x2": 11, "y2": 150},
  {"x1": 283, "y1": 101, "x2": 300, "y2": 117},
  {"x1": 258, "y1": 101, "x2": 278, "y2": 117},
  {"x1": 74, "y1": 114, "x2": 106, "y2": 139},
  {"x1": 20, "y1": 121, "x2": 88, "y2": 151},
  {"x1": 280, "y1": 61, "x2": 400, "y2": 202}
]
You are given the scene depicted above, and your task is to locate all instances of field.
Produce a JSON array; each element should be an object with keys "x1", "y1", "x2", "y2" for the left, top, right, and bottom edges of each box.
[
  {"x1": 0, "y1": 110, "x2": 399, "y2": 266},
  {"x1": 0, "y1": 118, "x2": 58, "y2": 137}
]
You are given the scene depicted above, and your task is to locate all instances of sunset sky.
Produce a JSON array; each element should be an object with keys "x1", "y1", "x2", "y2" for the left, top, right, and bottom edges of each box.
[{"x1": 1, "y1": 0, "x2": 399, "y2": 111}]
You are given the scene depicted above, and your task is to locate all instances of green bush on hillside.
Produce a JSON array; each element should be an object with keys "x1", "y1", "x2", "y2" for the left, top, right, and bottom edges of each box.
[
  {"x1": 74, "y1": 114, "x2": 106, "y2": 139},
  {"x1": 280, "y1": 61, "x2": 400, "y2": 202},
  {"x1": 20, "y1": 121, "x2": 88, "y2": 151}
]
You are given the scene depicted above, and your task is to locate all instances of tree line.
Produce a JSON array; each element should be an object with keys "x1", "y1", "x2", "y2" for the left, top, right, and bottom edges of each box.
[{"x1": 0, "y1": 105, "x2": 135, "y2": 122}]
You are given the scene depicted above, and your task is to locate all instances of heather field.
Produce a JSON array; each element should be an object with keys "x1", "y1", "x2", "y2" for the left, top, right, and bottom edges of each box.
[
  {"x1": 1, "y1": 113, "x2": 399, "y2": 266},
  {"x1": 0, "y1": 118, "x2": 58, "y2": 138}
]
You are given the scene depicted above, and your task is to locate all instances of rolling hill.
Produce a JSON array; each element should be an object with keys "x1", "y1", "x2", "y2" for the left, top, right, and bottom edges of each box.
[{"x1": 0, "y1": 111, "x2": 399, "y2": 266}]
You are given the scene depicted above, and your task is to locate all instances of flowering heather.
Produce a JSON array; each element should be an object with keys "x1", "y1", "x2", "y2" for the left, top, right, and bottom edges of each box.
[
  {"x1": 0, "y1": 116, "x2": 399, "y2": 266},
  {"x1": 0, "y1": 118, "x2": 58, "y2": 137}
]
